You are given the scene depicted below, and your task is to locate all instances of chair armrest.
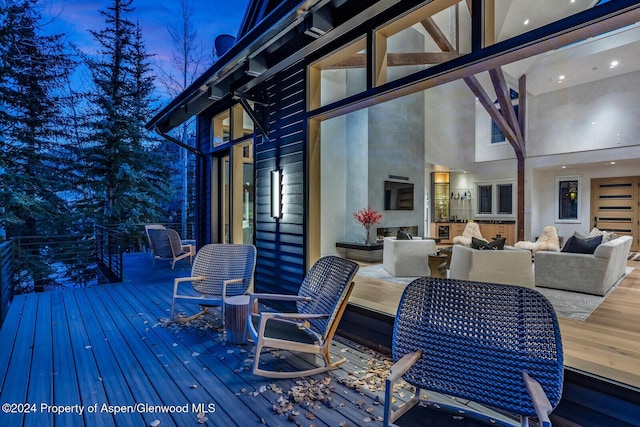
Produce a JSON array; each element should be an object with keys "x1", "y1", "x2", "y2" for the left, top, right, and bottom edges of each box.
[
  {"x1": 387, "y1": 350, "x2": 422, "y2": 384},
  {"x1": 174, "y1": 276, "x2": 206, "y2": 287},
  {"x1": 249, "y1": 293, "x2": 312, "y2": 308},
  {"x1": 173, "y1": 276, "x2": 206, "y2": 297},
  {"x1": 523, "y1": 371, "x2": 553, "y2": 427},
  {"x1": 384, "y1": 350, "x2": 422, "y2": 427},
  {"x1": 260, "y1": 312, "x2": 329, "y2": 321}
]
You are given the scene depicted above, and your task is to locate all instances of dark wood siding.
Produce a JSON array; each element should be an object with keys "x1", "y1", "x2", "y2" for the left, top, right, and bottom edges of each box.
[
  {"x1": 196, "y1": 115, "x2": 213, "y2": 246},
  {"x1": 254, "y1": 62, "x2": 306, "y2": 296}
]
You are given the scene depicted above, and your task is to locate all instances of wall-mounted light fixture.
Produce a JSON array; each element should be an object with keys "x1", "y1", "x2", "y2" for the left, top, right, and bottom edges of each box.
[{"x1": 271, "y1": 169, "x2": 282, "y2": 218}]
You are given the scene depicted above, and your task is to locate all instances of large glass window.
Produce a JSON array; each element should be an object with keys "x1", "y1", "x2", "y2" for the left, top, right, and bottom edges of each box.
[
  {"x1": 308, "y1": 38, "x2": 367, "y2": 110},
  {"x1": 375, "y1": 1, "x2": 471, "y2": 86},
  {"x1": 497, "y1": 184, "x2": 513, "y2": 214},
  {"x1": 557, "y1": 177, "x2": 580, "y2": 221},
  {"x1": 212, "y1": 110, "x2": 230, "y2": 148},
  {"x1": 478, "y1": 185, "x2": 492, "y2": 214},
  {"x1": 308, "y1": 8, "x2": 640, "y2": 389}
]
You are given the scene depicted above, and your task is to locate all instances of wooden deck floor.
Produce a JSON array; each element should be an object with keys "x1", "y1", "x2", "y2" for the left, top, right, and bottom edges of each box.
[{"x1": 0, "y1": 253, "x2": 518, "y2": 427}]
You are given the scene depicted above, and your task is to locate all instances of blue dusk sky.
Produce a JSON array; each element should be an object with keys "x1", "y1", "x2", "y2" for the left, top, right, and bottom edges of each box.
[{"x1": 39, "y1": 0, "x2": 250, "y2": 97}]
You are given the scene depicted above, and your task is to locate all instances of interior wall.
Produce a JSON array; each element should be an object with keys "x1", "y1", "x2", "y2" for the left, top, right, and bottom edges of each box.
[
  {"x1": 320, "y1": 117, "x2": 348, "y2": 256},
  {"x1": 369, "y1": 93, "x2": 426, "y2": 237},
  {"x1": 425, "y1": 80, "x2": 476, "y2": 171},
  {"x1": 528, "y1": 70, "x2": 640, "y2": 156}
]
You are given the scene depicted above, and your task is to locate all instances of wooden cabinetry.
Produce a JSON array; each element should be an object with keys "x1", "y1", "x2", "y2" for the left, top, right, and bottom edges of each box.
[
  {"x1": 433, "y1": 222, "x2": 515, "y2": 245},
  {"x1": 478, "y1": 223, "x2": 514, "y2": 246}
]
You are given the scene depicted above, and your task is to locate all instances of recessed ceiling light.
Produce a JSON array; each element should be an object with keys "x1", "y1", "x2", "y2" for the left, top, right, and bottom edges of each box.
[
  {"x1": 524, "y1": 19, "x2": 530, "y2": 26},
  {"x1": 610, "y1": 161, "x2": 616, "y2": 165},
  {"x1": 592, "y1": 121, "x2": 596, "y2": 125},
  {"x1": 561, "y1": 166, "x2": 567, "y2": 169},
  {"x1": 610, "y1": 60, "x2": 619, "y2": 69},
  {"x1": 559, "y1": 75, "x2": 565, "y2": 80},
  {"x1": 571, "y1": 0, "x2": 576, "y2": 3}
]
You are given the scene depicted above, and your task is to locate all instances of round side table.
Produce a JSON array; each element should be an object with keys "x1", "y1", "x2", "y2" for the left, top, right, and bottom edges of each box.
[
  {"x1": 428, "y1": 254, "x2": 448, "y2": 278},
  {"x1": 224, "y1": 295, "x2": 250, "y2": 344}
]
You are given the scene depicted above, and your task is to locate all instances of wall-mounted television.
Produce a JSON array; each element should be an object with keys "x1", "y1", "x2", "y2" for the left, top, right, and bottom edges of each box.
[{"x1": 384, "y1": 181, "x2": 414, "y2": 210}]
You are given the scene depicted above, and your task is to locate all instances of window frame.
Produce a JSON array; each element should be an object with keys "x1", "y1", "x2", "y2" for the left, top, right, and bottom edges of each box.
[
  {"x1": 475, "y1": 180, "x2": 516, "y2": 219},
  {"x1": 555, "y1": 176, "x2": 581, "y2": 224}
]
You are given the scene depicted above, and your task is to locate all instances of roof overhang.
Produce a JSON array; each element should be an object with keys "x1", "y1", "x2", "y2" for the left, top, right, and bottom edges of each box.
[{"x1": 146, "y1": 0, "x2": 402, "y2": 133}]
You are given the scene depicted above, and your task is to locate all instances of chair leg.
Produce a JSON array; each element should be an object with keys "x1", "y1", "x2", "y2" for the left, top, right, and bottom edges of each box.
[
  {"x1": 172, "y1": 306, "x2": 210, "y2": 323},
  {"x1": 251, "y1": 342, "x2": 348, "y2": 378}
]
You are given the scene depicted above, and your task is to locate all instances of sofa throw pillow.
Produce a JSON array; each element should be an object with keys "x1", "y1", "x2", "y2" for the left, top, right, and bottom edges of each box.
[
  {"x1": 487, "y1": 237, "x2": 506, "y2": 250},
  {"x1": 587, "y1": 227, "x2": 617, "y2": 243},
  {"x1": 471, "y1": 237, "x2": 490, "y2": 250},
  {"x1": 396, "y1": 230, "x2": 412, "y2": 240},
  {"x1": 561, "y1": 235, "x2": 603, "y2": 254}
]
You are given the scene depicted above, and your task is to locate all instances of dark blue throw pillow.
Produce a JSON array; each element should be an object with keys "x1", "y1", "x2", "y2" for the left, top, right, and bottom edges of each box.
[
  {"x1": 471, "y1": 237, "x2": 490, "y2": 249},
  {"x1": 561, "y1": 235, "x2": 602, "y2": 254},
  {"x1": 397, "y1": 230, "x2": 412, "y2": 240}
]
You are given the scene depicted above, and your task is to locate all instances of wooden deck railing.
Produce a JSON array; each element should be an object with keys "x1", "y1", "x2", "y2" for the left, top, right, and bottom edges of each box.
[
  {"x1": 12, "y1": 233, "x2": 99, "y2": 294},
  {"x1": 94, "y1": 225, "x2": 123, "y2": 284},
  {"x1": 0, "y1": 223, "x2": 194, "y2": 320},
  {"x1": 0, "y1": 241, "x2": 13, "y2": 327}
]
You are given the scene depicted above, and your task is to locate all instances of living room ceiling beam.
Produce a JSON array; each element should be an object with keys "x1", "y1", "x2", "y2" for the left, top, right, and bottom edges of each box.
[
  {"x1": 489, "y1": 67, "x2": 525, "y2": 152},
  {"x1": 464, "y1": 75, "x2": 519, "y2": 147},
  {"x1": 421, "y1": 17, "x2": 455, "y2": 53},
  {"x1": 326, "y1": 52, "x2": 461, "y2": 69}
]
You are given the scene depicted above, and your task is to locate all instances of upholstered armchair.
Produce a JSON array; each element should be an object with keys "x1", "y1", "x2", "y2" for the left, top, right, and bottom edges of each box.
[
  {"x1": 382, "y1": 237, "x2": 437, "y2": 277},
  {"x1": 452, "y1": 222, "x2": 485, "y2": 246},
  {"x1": 514, "y1": 226, "x2": 561, "y2": 254}
]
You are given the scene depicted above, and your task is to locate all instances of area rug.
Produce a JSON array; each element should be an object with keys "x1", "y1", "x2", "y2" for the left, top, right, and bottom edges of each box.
[
  {"x1": 535, "y1": 266, "x2": 633, "y2": 321},
  {"x1": 356, "y1": 265, "x2": 633, "y2": 321},
  {"x1": 356, "y1": 264, "x2": 418, "y2": 286}
]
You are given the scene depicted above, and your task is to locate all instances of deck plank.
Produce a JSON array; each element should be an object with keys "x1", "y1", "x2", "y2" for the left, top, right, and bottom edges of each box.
[
  {"x1": 70, "y1": 289, "x2": 146, "y2": 426},
  {"x1": 25, "y1": 292, "x2": 53, "y2": 427},
  {"x1": 48, "y1": 291, "x2": 85, "y2": 427},
  {"x1": 61, "y1": 288, "x2": 114, "y2": 427},
  {"x1": 1, "y1": 293, "x2": 38, "y2": 426},
  {"x1": 74, "y1": 287, "x2": 176, "y2": 427},
  {"x1": 0, "y1": 295, "x2": 25, "y2": 393}
]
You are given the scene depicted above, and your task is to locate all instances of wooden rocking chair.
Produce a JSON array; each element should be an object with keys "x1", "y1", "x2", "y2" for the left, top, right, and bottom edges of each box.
[{"x1": 247, "y1": 255, "x2": 359, "y2": 378}]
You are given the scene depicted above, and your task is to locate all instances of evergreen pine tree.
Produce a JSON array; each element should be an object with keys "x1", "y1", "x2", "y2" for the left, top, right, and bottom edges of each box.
[
  {"x1": 81, "y1": 0, "x2": 170, "y2": 232},
  {"x1": 0, "y1": 0, "x2": 76, "y2": 238}
]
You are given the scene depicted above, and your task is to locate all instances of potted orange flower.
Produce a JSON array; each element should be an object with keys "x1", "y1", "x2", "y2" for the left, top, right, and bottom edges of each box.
[{"x1": 353, "y1": 207, "x2": 383, "y2": 245}]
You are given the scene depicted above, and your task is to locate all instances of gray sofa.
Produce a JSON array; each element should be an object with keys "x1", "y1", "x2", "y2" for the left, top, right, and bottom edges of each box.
[
  {"x1": 534, "y1": 235, "x2": 632, "y2": 296},
  {"x1": 449, "y1": 244, "x2": 535, "y2": 288}
]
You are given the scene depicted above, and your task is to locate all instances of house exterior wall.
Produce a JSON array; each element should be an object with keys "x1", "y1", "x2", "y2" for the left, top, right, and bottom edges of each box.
[{"x1": 252, "y1": 63, "x2": 307, "y2": 296}]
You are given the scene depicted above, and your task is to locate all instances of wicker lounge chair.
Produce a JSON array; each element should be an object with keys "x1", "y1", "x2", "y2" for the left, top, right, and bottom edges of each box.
[
  {"x1": 147, "y1": 227, "x2": 195, "y2": 270},
  {"x1": 247, "y1": 255, "x2": 359, "y2": 378},
  {"x1": 171, "y1": 243, "x2": 256, "y2": 323},
  {"x1": 384, "y1": 277, "x2": 563, "y2": 427}
]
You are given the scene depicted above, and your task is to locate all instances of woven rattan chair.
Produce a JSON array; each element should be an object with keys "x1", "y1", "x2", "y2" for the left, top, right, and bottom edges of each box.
[
  {"x1": 147, "y1": 228, "x2": 195, "y2": 270},
  {"x1": 384, "y1": 277, "x2": 563, "y2": 427},
  {"x1": 171, "y1": 244, "x2": 256, "y2": 323},
  {"x1": 247, "y1": 255, "x2": 359, "y2": 378},
  {"x1": 144, "y1": 224, "x2": 165, "y2": 256}
]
